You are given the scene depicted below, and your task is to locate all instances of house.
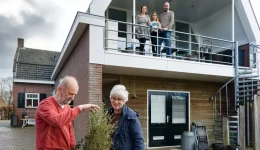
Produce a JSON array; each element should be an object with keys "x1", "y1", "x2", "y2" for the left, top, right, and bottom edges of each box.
[
  {"x1": 50, "y1": 0, "x2": 260, "y2": 149},
  {"x1": 12, "y1": 38, "x2": 60, "y2": 126},
  {"x1": 0, "y1": 97, "x2": 7, "y2": 107}
]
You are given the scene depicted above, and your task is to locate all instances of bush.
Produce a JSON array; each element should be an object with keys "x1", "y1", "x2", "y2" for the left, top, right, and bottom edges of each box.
[{"x1": 72, "y1": 104, "x2": 115, "y2": 150}]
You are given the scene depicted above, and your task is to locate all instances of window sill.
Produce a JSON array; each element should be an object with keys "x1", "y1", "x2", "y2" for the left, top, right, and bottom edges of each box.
[{"x1": 25, "y1": 107, "x2": 38, "y2": 109}]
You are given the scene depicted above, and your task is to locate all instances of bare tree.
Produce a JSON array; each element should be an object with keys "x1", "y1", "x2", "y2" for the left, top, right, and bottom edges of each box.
[{"x1": 0, "y1": 77, "x2": 13, "y2": 105}]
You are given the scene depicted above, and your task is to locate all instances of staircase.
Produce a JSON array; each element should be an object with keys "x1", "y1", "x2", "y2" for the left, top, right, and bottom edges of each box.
[{"x1": 211, "y1": 44, "x2": 260, "y2": 146}]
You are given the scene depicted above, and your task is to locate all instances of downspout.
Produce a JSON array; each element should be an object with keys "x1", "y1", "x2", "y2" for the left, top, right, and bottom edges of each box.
[{"x1": 133, "y1": 0, "x2": 136, "y2": 53}]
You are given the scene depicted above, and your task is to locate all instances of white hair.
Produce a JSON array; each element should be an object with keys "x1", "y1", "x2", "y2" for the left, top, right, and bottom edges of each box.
[
  {"x1": 59, "y1": 76, "x2": 78, "y2": 88},
  {"x1": 110, "y1": 84, "x2": 129, "y2": 102}
]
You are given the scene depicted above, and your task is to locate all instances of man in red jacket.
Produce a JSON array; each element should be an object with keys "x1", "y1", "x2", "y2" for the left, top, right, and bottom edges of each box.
[{"x1": 36, "y1": 76, "x2": 100, "y2": 150}]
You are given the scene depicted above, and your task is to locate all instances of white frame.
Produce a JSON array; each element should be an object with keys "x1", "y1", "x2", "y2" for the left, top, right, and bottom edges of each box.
[
  {"x1": 25, "y1": 93, "x2": 40, "y2": 108},
  {"x1": 146, "y1": 90, "x2": 190, "y2": 149}
]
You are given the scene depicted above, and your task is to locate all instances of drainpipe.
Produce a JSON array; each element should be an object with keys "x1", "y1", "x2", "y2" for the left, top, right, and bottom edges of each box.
[
  {"x1": 133, "y1": 0, "x2": 136, "y2": 53},
  {"x1": 232, "y1": 0, "x2": 235, "y2": 42}
]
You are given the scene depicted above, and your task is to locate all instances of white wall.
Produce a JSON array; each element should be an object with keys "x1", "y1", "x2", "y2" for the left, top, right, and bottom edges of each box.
[{"x1": 192, "y1": 5, "x2": 248, "y2": 52}]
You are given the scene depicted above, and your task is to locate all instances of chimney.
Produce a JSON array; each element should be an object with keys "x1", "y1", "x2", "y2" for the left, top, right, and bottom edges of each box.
[{"x1": 18, "y1": 38, "x2": 24, "y2": 47}]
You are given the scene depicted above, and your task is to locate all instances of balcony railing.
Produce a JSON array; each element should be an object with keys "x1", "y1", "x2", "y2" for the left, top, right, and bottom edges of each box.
[{"x1": 104, "y1": 19, "x2": 235, "y2": 65}]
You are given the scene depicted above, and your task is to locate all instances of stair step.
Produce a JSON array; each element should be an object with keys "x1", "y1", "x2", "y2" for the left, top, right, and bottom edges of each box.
[
  {"x1": 229, "y1": 121, "x2": 238, "y2": 124},
  {"x1": 237, "y1": 94, "x2": 254, "y2": 98},
  {"x1": 238, "y1": 84, "x2": 260, "y2": 88},
  {"x1": 238, "y1": 75, "x2": 259, "y2": 79},
  {"x1": 230, "y1": 136, "x2": 237, "y2": 139},
  {"x1": 229, "y1": 126, "x2": 238, "y2": 129},
  {"x1": 236, "y1": 99, "x2": 254, "y2": 103},
  {"x1": 228, "y1": 116, "x2": 238, "y2": 119},
  {"x1": 237, "y1": 89, "x2": 258, "y2": 93},
  {"x1": 238, "y1": 80, "x2": 258, "y2": 83},
  {"x1": 229, "y1": 131, "x2": 238, "y2": 134}
]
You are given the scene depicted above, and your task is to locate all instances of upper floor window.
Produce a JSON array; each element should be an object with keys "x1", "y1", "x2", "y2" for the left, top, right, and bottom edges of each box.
[{"x1": 25, "y1": 93, "x2": 39, "y2": 108}]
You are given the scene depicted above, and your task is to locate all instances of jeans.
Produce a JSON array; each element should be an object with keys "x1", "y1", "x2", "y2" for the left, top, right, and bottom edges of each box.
[
  {"x1": 158, "y1": 31, "x2": 172, "y2": 57},
  {"x1": 138, "y1": 38, "x2": 146, "y2": 55},
  {"x1": 150, "y1": 31, "x2": 158, "y2": 57}
]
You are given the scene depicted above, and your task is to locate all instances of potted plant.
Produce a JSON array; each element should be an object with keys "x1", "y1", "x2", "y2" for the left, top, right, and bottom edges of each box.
[{"x1": 72, "y1": 104, "x2": 115, "y2": 150}]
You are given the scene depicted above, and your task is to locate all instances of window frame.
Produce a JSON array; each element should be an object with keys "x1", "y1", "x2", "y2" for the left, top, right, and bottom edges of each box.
[{"x1": 25, "y1": 93, "x2": 40, "y2": 108}]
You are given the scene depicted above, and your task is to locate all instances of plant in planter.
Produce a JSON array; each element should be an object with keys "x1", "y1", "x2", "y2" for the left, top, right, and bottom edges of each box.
[{"x1": 72, "y1": 104, "x2": 115, "y2": 150}]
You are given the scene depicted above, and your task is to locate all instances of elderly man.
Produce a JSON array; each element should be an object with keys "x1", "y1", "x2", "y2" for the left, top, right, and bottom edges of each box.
[
  {"x1": 158, "y1": 2, "x2": 175, "y2": 58},
  {"x1": 36, "y1": 76, "x2": 100, "y2": 150}
]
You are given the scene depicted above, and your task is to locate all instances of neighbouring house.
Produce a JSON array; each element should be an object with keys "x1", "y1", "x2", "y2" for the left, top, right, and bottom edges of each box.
[
  {"x1": 12, "y1": 38, "x2": 60, "y2": 126},
  {"x1": 0, "y1": 97, "x2": 7, "y2": 107},
  {"x1": 41, "y1": 0, "x2": 260, "y2": 149}
]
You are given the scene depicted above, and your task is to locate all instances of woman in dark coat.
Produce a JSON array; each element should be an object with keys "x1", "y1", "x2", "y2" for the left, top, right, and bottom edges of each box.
[{"x1": 108, "y1": 84, "x2": 144, "y2": 150}]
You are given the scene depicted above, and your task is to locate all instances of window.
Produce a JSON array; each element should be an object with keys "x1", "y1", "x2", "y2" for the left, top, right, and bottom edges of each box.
[{"x1": 25, "y1": 93, "x2": 40, "y2": 108}]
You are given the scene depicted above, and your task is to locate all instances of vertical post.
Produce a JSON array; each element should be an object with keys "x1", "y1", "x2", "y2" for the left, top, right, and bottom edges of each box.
[
  {"x1": 234, "y1": 41, "x2": 239, "y2": 107},
  {"x1": 157, "y1": 28, "x2": 159, "y2": 56},
  {"x1": 253, "y1": 94, "x2": 260, "y2": 150},
  {"x1": 198, "y1": 36, "x2": 201, "y2": 62},
  {"x1": 223, "y1": 117, "x2": 230, "y2": 146},
  {"x1": 247, "y1": 101, "x2": 250, "y2": 147},
  {"x1": 239, "y1": 105, "x2": 245, "y2": 149},
  {"x1": 133, "y1": 0, "x2": 136, "y2": 53},
  {"x1": 226, "y1": 86, "x2": 229, "y2": 117},
  {"x1": 232, "y1": 0, "x2": 235, "y2": 42},
  {"x1": 220, "y1": 92, "x2": 222, "y2": 115}
]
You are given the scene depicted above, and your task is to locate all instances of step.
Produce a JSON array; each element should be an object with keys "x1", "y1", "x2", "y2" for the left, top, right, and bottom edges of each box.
[
  {"x1": 238, "y1": 80, "x2": 258, "y2": 83},
  {"x1": 229, "y1": 130, "x2": 238, "y2": 134},
  {"x1": 237, "y1": 89, "x2": 258, "y2": 93},
  {"x1": 228, "y1": 116, "x2": 238, "y2": 119},
  {"x1": 238, "y1": 84, "x2": 260, "y2": 88},
  {"x1": 238, "y1": 75, "x2": 259, "y2": 79},
  {"x1": 236, "y1": 100, "x2": 254, "y2": 103},
  {"x1": 237, "y1": 94, "x2": 254, "y2": 98},
  {"x1": 229, "y1": 126, "x2": 238, "y2": 129},
  {"x1": 229, "y1": 121, "x2": 238, "y2": 124}
]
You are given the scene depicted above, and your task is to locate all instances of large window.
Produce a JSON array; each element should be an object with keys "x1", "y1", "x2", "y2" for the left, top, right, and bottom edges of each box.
[{"x1": 25, "y1": 93, "x2": 39, "y2": 108}]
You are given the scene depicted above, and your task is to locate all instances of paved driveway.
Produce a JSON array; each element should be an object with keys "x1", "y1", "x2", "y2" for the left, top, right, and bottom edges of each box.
[{"x1": 0, "y1": 120, "x2": 35, "y2": 150}]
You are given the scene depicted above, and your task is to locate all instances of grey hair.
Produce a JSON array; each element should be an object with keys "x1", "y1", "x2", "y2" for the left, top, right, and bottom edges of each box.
[
  {"x1": 59, "y1": 76, "x2": 78, "y2": 88},
  {"x1": 110, "y1": 84, "x2": 129, "y2": 102}
]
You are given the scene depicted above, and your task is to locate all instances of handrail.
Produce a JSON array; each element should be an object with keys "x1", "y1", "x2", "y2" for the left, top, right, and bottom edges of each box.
[
  {"x1": 105, "y1": 18, "x2": 234, "y2": 43},
  {"x1": 211, "y1": 60, "x2": 260, "y2": 99}
]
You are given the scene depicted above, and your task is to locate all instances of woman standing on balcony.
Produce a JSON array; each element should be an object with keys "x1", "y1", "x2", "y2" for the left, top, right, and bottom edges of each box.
[
  {"x1": 136, "y1": 4, "x2": 151, "y2": 55},
  {"x1": 150, "y1": 12, "x2": 161, "y2": 57}
]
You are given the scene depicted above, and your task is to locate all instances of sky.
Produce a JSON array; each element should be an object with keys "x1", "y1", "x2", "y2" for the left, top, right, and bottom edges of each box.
[
  {"x1": 0, "y1": 0, "x2": 260, "y2": 78},
  {"x1": 0, "y1": 0, "x2": 91, "y2": 78}
]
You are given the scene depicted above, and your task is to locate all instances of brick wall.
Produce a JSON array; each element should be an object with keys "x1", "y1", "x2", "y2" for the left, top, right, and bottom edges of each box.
[{"x1": 13, "y1": 83, "x2": 53, "y2": 126}]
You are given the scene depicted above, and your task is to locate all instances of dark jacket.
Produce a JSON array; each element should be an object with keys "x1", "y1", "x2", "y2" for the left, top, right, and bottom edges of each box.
[{"x1": 108, "y1": 105, "x2": 144, "y2": 150}]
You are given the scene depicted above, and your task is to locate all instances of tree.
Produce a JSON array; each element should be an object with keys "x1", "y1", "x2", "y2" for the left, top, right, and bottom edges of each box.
[{"x1": 0, "y1": 77, "x2": 13, "y2": 105}]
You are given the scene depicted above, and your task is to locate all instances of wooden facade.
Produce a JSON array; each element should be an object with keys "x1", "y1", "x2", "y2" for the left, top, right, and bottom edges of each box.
[{"x1": 103, "y1": 74, "x2": 225, "y2": 149}]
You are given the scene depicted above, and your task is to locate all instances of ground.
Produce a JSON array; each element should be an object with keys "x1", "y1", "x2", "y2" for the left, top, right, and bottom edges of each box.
[
  {"x1": 0, "y1": 120, "x2": 35, "y2": 150},
  {"x1": 0, "y1": 120, "x2": 254, "y2": 150}
]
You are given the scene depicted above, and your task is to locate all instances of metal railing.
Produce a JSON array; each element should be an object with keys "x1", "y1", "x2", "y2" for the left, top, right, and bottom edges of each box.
[{"x1": 104, "y1": 19, "x2": 235, "y2": 65}]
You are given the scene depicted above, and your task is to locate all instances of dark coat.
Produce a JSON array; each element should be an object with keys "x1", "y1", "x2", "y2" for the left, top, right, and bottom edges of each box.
[{"x1": 108, "y1": 105, "x2": 145, "y2": 150}]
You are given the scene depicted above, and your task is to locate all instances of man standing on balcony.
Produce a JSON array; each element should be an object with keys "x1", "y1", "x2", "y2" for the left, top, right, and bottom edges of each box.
[{"x1": 158, "y1": 2, "x2": 174, "y2": 58}]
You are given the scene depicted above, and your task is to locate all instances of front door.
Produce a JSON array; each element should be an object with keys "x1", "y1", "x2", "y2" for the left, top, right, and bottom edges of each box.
[{"x1": 148, "y1": 91, "x2": 189, "y2": 147}]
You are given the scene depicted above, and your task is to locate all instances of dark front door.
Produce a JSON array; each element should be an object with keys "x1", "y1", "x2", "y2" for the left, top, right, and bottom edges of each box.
[{"x1": 148, "y1": 91, "x2": 189, "y2": 147}]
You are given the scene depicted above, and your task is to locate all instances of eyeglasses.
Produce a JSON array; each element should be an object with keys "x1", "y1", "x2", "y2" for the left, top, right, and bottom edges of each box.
[{"x1": 111, "y1": 97, "x2": 124, "y2": 102}]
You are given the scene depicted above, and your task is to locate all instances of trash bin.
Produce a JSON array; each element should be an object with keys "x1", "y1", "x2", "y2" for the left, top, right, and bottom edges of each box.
[
  {"x1": 212, "y1": 143, "x2": 224, "y2": 150},
  {"x1": 11, "y1": 114, "x2": 18, "y2": 127},
  {"x1": 181, "y1": 131, "x2": 196, "y2": 150},
  {"x1": 227, "y1": 145, "x2": 240, "y2": 150}
]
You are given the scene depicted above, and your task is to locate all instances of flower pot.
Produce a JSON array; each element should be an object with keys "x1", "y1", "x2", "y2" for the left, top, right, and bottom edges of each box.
[
  {"x1": 212, "y1": 143, "x2": 224, "y2": 150},
  {"x1": 227, "y1": 145, "x2": 240, "y2": 150}
]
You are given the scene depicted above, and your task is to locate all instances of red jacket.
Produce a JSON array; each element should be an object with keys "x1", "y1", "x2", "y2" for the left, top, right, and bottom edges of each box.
[{"x1": 36, "y1": 96, "x2": 81, "y2": 150}]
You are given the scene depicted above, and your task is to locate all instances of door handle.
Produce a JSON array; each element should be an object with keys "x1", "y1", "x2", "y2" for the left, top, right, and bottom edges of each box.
[{"x1": 166, "y1": 115, "x2": 170, "y2": 123}]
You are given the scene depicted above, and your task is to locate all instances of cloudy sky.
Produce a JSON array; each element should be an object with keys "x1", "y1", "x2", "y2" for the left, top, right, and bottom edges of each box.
[
  {"x1": 0, "y1": 0, "x2": 260, "y2": 78},
  {"x1": 0, "y1": 0, "x2": 91, "y2": 78}
]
